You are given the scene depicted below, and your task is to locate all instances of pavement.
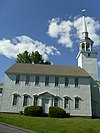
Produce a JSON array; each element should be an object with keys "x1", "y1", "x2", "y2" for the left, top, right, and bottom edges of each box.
[{"x1": 0, "y1": 122, "x2": 36, "y2": 133}]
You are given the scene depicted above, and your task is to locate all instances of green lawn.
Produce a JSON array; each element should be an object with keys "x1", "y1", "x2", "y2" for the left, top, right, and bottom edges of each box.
[{"x1": 0, "y1": 114, "x2": 100, "y2": 133}]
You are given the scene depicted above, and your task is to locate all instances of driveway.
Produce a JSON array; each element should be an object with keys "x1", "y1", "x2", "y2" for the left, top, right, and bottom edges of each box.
[{"x1": 0, "y1": 123, "x2": 36, "y2": 133}]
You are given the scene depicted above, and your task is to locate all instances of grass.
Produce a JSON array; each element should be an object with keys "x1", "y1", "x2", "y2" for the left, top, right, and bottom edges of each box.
[{"x1": 0, "y1": 114, "x2": 100, "y2": 133}]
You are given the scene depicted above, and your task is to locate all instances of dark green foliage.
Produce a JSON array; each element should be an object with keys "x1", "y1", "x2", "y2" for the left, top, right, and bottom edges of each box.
[
  {"x1": 49, "y1": 106, "x2": 66, "y2": 118},
  {"x1": 66, "y1": 113, "x2": 70, "y2": 118},
  {"x1": 24, "y1": 105, "x2": 43, "y2": 117},
  {"x1": 19, "y1": 111, "x2": 23, "y2": 115},
  {"x1": 16, "y1": 50, "x2": 51, "y2": 65},
  {"x1": 16, "y1": 51, "x2": 32, "y2": 64}
]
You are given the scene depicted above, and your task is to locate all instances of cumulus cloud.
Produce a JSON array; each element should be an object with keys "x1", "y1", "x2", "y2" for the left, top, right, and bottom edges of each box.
[
  {"x1": 0, "y1": 35, "x2": 60, "y2": 60},
  {"x1": 48, "y1": 18, "x2": 73, "y2": 48},
  {"x1": 98, "y1": 61, "x2": 100, "y2": 67},
  {"x1": 47, "y1": 16, "x2": 100, "y2": 48}
]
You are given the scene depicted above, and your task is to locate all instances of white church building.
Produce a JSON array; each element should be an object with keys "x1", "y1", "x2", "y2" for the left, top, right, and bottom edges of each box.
[{"x1": 0, "y1": 14, "x2": 100, "y2": 117}]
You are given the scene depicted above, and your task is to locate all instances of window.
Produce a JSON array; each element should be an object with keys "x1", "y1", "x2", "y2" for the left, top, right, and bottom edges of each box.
[
  {"x1": 55, "y1": 77, "x2": 59, "y2": 87},
  {"x1": 88, "y1": 53, "x2": 90, "y2": 57},
  {"x1": 12, "y1": 95, "x2": 18, "y2": 106},
  {"x1": 0, "y1": 88, "x2": 3, "y2": 94},
  {"x1": 65, "y1": 77, "x2": 68, "y2": 87},
  {"x1": 45, "y1": 76, "x2": 49, "y2": 86},
  {"x1": 23, "y1": 95, "x2": 29, "y2": 106},
  {"x1": 64, "y1": 97, "x2": 69, "y2": 109},
  {"x1": 75, "y1": 78, "x2": 78, "y2": 87},
  {"x1": 35, "y1": 76, "x2": 39, "y2": 86},
  {"x1": 75, "y1": 98, "x2": 80, "y2": 109},
  {"x1": 34, "y1": 96, "x2": 38, "y2": 105},
  {"x1": 54, "y1": 97, "x2": 58, "y2": 106},
  {"x1": 25, "y1": 75, "x2": 30, "y2": 85},
  {"x1": 15, "y1": 75, "x2": 20, "y2": 84}
]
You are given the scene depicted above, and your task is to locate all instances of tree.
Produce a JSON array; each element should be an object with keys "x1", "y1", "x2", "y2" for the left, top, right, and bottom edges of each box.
[
  {"x1": 16, "y1": 51, "x2": 51, "y2": 65},
  {"x1": 16, "y1": 51, "x2": 32, "y2": 64}
]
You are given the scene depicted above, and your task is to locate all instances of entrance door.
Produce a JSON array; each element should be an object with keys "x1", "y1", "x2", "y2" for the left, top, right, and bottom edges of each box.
[{"x1": 42, "y1": 99, "x2": 49, "y2": 113}]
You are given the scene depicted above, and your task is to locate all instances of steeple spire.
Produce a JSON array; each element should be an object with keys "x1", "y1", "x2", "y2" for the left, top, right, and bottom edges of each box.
[{"x1": 82, "y1": 9, "x2": 88, "y2": 38}]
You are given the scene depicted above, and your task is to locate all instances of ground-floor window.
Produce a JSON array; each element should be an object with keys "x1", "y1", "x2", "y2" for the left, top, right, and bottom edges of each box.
[
  {"x1": 75, "y1": 98, "x2": 80, "y2": 109},
  {"x1": 64, "y1": 97, "x2": 69, "y2": 109},
  {"x1": 54, "y1": 97, "x2": 58, "y2": 106},
  {"x1": 34, "y1": 95, "x2": 38, "y2": 105},
  {"x1": 23, "y1": 95, "x2": 29, "y2": 106},
  {"x1": 12, "y1": 94, "x2": 18, "y2": 106}
]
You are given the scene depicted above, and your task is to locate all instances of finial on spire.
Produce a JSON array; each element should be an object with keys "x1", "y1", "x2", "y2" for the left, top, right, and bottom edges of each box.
[
  {"x1": 82, "y1": 9, "x2": 88, "y2": 34},
  {"x1": 82, "y1": 9, "x2": 85, "y2": 16}
]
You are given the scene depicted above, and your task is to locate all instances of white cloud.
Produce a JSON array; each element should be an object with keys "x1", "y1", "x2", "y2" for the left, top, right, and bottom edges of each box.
[
  {"x1": 48, "y1": 16, "x2": 100, "y2": 48},
  {"x1": 0, "y1": 35, "x2": 60, "y2": 60},
  {"x1": 98, "y1": 61, "x2": 100, "y2": 67},
  {"x1": 48, "y1": 18, "x2": 73, "y2": 48}
]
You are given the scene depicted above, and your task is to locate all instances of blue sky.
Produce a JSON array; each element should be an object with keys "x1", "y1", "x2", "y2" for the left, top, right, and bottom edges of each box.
[{"x1": 0, "y1": 0, "x2": 100, "y2": 83}]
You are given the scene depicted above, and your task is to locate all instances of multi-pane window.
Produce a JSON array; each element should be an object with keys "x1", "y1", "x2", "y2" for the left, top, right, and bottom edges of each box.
[
  {"x1": 15, "y1": 75, "x2": 20, "y2": 84},
  {"x1": 65, "y1": 77, "x2": 68, "y2": 87},
  {"x1": 0, "y1": 88, "x2": 2, "y2": 94},
  {"x1": 23, "y1": 95, "x2": 29, "y2": 106},
  {"x1": 64, "y1": 97, "x2": 69, "y2": 109},
  {"x1": 54, "y1": 97, "x2": 58, "y2": 106},
  {"x1": 75, "y1": 98, "x2": 80, "y2": 109},
  {"x1": 55, "y1": 77, "x2": 59, "y2": 87},
  {"x1": 35, "y1": 76, "x2": 39, "y2": 86},
  {"x1": 12, "y1": 95, "x2": 18, "y2": 106},
  {"x1": 45, "y1": 76, "x2": 49, "y2": 86},
  {"x1": 75, "y1": 78, "x2": 78, "y2": 87},
  {"x1": 25, "y1": 75, "x2": 30, "y2": 85},
  {"x1": 34, "y1": 96, "x2": 38, "y2": 105}
]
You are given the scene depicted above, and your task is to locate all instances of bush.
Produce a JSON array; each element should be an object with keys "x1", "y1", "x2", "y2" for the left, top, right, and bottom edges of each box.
[
  {"x1": 24, "y1": 105, "x2": 43, "y2": 117},
  {"x1": 49, "y1": 106, "x2": 66, "y2": 118},
  {"x1": 19, "y1": 111, "x2": 23, "y2": 115}
]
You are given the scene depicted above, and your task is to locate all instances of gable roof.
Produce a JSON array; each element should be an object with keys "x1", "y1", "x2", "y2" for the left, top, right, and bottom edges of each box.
[{"x1": 6, "y1": 63, "x2": 90, "y2": 77}]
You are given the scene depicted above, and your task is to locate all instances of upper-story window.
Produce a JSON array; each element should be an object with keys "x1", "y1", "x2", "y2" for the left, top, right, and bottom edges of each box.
[
  {"x1": 15, "y1": 75, "x2": 20, "y2": 84},
  {"x1": 75, "y1": 78, "x2": 78, "y2": 87},
  {"x1": 0, "y1": 88, "x2": 3, "y2": 94},
  {"x1": 55, "y1": 77, "x2": 59, "y2": 87},
  {"x1": 88, "y1": 53, "x2": 90, "y2": 57},
  {"x1": 35, "y1": 76, "x2": 39, "y2": 86},
  {"x1": 65, "y1": 77, "x2": 68, "y2": 87},
  {"x1": 45, "y1": 76, "x2": 49, "y2": 86},
  {"x1": 25, "y1": 75, "x2": 30, "y2": 85}
]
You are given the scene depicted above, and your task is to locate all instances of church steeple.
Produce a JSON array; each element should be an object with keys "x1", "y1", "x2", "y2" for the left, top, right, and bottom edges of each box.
[
  {"x1": 79, "y1": 10, "x2": 94, "y2": 52},
  {"x1": 77, "y1": 10, "x2": 98, "y2": 80}
]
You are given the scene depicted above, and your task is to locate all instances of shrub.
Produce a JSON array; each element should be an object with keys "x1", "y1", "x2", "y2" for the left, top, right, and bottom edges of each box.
[
  {"x1": 49, "y1": 106, "x2": 66, "y2": 118},
  {"x1": 19, "y1": 111, "x2": 23, "y2": 115},
  {"x1": 24, "y1": 105, "x2": 43, "y2": 117},
  {"x1": 66, "y1": 113, "x2": 70, "y2": 118}
]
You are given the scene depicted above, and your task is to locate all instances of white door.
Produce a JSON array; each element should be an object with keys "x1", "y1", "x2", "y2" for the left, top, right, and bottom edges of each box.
[{"x1": 42, "y1": 99, "x2": 49, "y2": 113}]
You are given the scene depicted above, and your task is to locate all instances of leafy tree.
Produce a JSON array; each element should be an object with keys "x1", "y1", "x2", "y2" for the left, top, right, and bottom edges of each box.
[
  {"x1": 16, "y1": 51, "x2": 32, "y2": 64},
  {"x1": 31, "y1": 51, "x2": 44, "y2": 64},
  {"x1": 16, "y1": 51, "x2": 51, "y2": 65}
]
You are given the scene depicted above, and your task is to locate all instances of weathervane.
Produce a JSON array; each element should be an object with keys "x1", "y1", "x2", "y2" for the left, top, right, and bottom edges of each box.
[{"x1": 82, "y1": 9, "x2": 85, "y2": 16}]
